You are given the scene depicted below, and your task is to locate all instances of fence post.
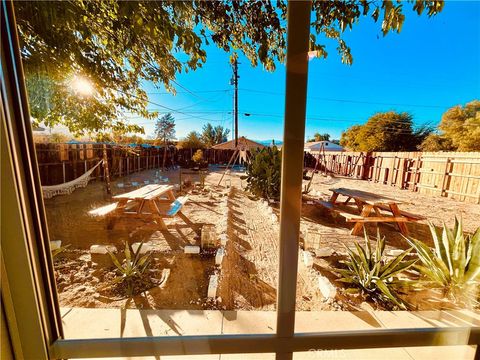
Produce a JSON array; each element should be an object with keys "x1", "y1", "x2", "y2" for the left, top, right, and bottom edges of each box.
[
  {"x1": 103, "y1": 144, "x2": 111, "y2": 195},
  {"x1": 362, "y1": 152, "x2": 371, "y2": 180},
  {"x1": 412, "y1": 156, "x2": 421, "y2": 192},
  {"x1": 62, "y1": 162, "x2": 66, "y2": 183},
  {"x1": 440, "y1": 157, "x2": 451, "y2": 198}
]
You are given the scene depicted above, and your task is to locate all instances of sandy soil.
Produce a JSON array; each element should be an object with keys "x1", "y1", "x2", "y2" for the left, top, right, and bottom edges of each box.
[{"x1": 46, "y1": 168, "x2": 480, "y2": 311}]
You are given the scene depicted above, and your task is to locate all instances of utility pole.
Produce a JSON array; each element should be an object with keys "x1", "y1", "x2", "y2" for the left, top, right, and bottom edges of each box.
[{"x1": 232, "y1": 58, "x2": 239, "y2": 148}]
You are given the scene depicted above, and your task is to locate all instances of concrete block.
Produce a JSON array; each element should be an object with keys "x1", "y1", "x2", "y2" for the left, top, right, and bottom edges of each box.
[
  {"x1": 90, "y1": 245, "x2": 117, "y2": 254},
  {"x1": 201, "y1": 224, "x2": 218, "y2": 249},
  {"x1": 303, "y1": 250, "x2": 314, "y2": 267},
  {"x1": 90, "y1": 245, "x2": 117, "y2": 267},
  {"x1": 318, "y1": 275, "x2": 336, "y2": 300},
  {"x1": 315, "y1": 247, "x2": 334, "y2": 257},
  {"x1": 184, "y1": 245, "x2": 200, "y2": 254},
  {"x1": 132, "y1": 242, "x2": 152, "y2": 255},
  {"x1": 207, "y1": 274, "x2": 218, "y2": 298},
  {"x1": 50, "y1": 240, "x2": 62, "y2": 250},
  {"x1": 219, "y1": 234, "x2": 228, "y2": 246},
  {"x1": 387, "y1": 249, "x2": 404, "y2": 256},
  {"x1": 215, "y1": 248, "x2": 225, "y2": 265}
]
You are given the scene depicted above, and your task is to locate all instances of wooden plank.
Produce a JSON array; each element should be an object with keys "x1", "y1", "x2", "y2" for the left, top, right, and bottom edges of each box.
[
  {"x1": 351, "y1": 204, "x2": 373, "y2": 235},
  {"x1": 144, "y1": 185, "x2": 174, "y2": 200},
  {"x1": 412, "y1": 156, "x2": 420, "y2": 191},
  {"x1": 444, "y1": 190, "x2": 480, "y2": 198},
  {"x1": 440, "y1": 157, "x2": 451, "y2": 197},
  {"x1": 88, "y1": 203, "x2": 118, "y2": 217},
  {"x1": 374, "y1": 204, "x2": 426, "y2": 220},
  {"x1": 329, "y1": 187, "x2": 402, "y2": 205},
  {"x1": 389, "y1": 203, "x2": 409, "y2": 235},
  {"x1": 166, "y1": 196, "x2": 189, "y2": 217},
  {"x1": 414, "y1": 183, "x2": 441, "y2": 190},
  {"x1": 113, "y1": 184, "x2": 168, "y2": 199},
  {"x1": 316, "y1": 200, "x2": 334, "y2": 210},
  {"x1": 345, "y1": 216, "x2": 411, "y2": 223},
  {"x1": 448, "y1": 173, "x2": 480, "y2": 180}
]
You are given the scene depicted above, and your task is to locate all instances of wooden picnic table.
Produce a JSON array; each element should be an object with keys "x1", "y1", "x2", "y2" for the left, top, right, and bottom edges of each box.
[
  {"x1": 317, "y1": 187, "x2": 425, "y2": 236},
  {"x1": 107, "y1": 184, "x2": 190, "y2": 230}
]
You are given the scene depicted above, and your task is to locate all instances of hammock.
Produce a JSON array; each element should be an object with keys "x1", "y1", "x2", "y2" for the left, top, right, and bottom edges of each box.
[{"x1": 42, "y1": 160, "x2": 104, "y2": 199}]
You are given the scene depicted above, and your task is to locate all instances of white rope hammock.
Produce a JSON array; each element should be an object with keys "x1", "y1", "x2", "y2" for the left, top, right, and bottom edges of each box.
[{"x1": 42, "y1": 160, "x2": 104, "y2": 199}]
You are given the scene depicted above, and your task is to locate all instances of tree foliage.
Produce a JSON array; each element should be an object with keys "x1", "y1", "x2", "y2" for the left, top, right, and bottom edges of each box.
[
  {"x1": 201, "y1": 123, "x2": 230, "y2": 147},
  {"x1": 192, "y1": 149, "x2": 204, "y2": 164},
  {"x1": 178, "y1": 131, "x2": 204, "y2": 149},
  {"x1": 421, "y1": 100, "x2": 480, "y2": 152},
  {"x1": 308, "y1": 132, "x2": 330, "y2": 142},
  {"x1": 15, "y1": 1, "x2": 444, "y2": 134},
  {"x1": 155, "y1": 113, "x2": 176, "y2": 144},
  {"x1": 340, "y1": 112, "x2": 431, "y2": 151},
  {"x1": 419, "y1": 133, "x2": 455, "y2": 152},
  {"x1": 49, "y1": 132, "x2": 69, "y2": 144}
]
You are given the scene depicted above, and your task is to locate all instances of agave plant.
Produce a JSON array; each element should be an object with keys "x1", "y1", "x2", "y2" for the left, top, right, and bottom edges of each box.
[
  {"x1": 337, "y1": 231, "x2": 417, "y2": 309},
  {"x1": 107, "y1": 241, "x2": 152, "y2": 296},
  {"x1": 51, "y1": 244, "x2": 71, "y2": 259},
  {"x1": 405, "y1": 218, "x2": 480, "y2": 304}
]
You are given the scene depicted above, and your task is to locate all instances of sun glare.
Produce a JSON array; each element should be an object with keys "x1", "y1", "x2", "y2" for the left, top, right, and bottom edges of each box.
[{"x1": 70, "y1": 75, "x2": 94, "y2": 96}]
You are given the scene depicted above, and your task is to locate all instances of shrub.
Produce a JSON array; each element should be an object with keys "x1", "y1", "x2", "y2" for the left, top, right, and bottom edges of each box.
[
  {"x1": 405, "y1": 218, "x2": 480, "y2": 304},
  {"x1": 337, "y1": 231, "x2": 416, "y2": 309},
  {"x1": 192, "y1": 149, "x2": 203, "y2": 164},
  {"x1": 107, "y1": 241, "x2": 152, "y2": 296},
  {"x1": 245, "y1": 146, "x2": 281, "y2": 200}
]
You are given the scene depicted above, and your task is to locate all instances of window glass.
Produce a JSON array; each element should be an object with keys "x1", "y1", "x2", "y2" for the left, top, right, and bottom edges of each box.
[
  {"x1": 16, "y1": 1, "x2": 286, "y2": 339},
  {"x1": 294, "y1": 2, "x2": 479, "y2": 353}
]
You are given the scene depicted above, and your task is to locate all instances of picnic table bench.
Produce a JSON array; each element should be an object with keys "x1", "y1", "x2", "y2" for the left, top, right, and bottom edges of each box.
[
  {"x1": 316, "y1": 187, "x2": 426, "y2": 236},
  {"x1": 89, "y1": 184, "x2": 191, "y2": 230}
]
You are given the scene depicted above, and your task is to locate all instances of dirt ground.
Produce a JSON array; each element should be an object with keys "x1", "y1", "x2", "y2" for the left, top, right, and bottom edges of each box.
[{"x1": 45, "y1": 167, "x2": 480, "y2": 312}]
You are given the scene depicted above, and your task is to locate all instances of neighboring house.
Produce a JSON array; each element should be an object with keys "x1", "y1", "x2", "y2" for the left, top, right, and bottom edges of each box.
[
  {"x1": 304, "y1": 141, "x2": 344, "y2": 153},
  {"x1": 212, "y1": 136, "x2": 265, "y2": 151}
]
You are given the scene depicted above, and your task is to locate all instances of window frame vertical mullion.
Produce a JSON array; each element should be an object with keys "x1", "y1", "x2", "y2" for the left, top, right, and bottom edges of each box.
[
  {"x1": 275, "y1": 1, "x2": 312, "y2": 359},
  {"x1": 1, "y1": 1, "x2": 63, "y2": 358}
]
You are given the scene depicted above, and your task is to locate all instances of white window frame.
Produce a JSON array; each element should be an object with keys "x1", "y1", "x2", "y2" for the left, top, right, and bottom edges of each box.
[{"x1": 1, "y1": 1, "x2": 479, "y2": 359}]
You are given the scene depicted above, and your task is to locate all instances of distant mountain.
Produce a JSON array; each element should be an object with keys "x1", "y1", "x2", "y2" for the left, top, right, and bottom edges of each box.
[{"x1": 255, "y1": 139, "x2": 283, "y2": 147}]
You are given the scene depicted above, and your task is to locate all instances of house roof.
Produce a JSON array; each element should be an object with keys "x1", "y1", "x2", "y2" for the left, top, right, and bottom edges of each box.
[
  {"x1": 304, "y1": 141, "x2": 344, "y2": 152},
  {"x1": 212, "y1": 136, "x2": 266, "y2": 150}
]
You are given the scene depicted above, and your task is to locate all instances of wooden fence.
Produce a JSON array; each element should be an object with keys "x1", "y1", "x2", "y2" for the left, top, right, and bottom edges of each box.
[
  {"x1": 36, "y1": 144, "x2": 480, "y2": 204},
  {"x1": 35, "y1": 143, "x2": 236, "y2": 186},
  {"x1": 307, "y1": 151, "x2": 480, "y2": 204}
]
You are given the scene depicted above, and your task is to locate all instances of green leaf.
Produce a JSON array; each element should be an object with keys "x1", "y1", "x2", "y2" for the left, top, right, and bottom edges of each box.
[
  {"x1": 375, "y1": 279, "x2": 405, "y2": 309},
  {"x1": 107, "y1": 249, "x2": 123, "y2": 271},
  {"x1": 380, "y1": 247, "x2": 412, "y2": 278},
  {"x1": 465, "y1": 227, "x2": 480, "y2": 282}
]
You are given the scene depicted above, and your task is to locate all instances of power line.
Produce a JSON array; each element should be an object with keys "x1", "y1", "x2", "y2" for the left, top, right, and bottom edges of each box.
[
  {"x1": 239, "y1": 88, "x2": 448, "y2": 109},
  {"x1": 146, "y1": 89, "x2": 231, "y2": 95}
]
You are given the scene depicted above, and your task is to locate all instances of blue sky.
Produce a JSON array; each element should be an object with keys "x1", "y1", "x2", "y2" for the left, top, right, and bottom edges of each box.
[{"x1": 133, "y1": 1, "x2": 480, "y2": 142}]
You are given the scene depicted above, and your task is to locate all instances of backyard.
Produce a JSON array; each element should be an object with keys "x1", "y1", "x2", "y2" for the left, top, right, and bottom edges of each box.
[{"x1": 46, "y1": 165, "x2": 480, "y2": 313}]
